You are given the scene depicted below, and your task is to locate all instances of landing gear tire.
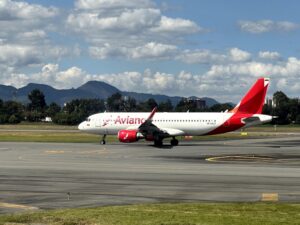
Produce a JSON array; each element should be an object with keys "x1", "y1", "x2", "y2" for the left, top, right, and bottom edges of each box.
[
  {"x1": 170, "y1": 138, "x2": 179, "y2": 146},
  {"x1": 100, "y1": 135, "x2": 106, "y2": 145}
]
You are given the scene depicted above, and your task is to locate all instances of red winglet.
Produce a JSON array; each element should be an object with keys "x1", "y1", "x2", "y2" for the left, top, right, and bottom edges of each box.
[{"x1": 147, "y1": 107, "x2": 157, "y2": 121}]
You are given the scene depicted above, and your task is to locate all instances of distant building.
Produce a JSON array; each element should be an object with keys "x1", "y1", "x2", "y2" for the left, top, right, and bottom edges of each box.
[
  {"x1": 42, "y1": 117, "x2": 52, "y2": 122},
  {"x1": 122, "y1": 96, "x2": 129, "y2": 101},
  {"x1": 265, "y1": 98, "x2": 273, "y2": 108},
  {"x1": 185, "y1": 98, "x2": 206, "y2": 109}
]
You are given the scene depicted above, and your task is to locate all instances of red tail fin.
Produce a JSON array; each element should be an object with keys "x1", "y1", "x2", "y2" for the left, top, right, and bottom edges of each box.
[{"x1": 230, "y1": 78, "x2": 269, "y2": 114}]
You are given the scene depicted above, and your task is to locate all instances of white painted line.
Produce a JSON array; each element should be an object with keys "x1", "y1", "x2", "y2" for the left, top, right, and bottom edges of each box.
[{"x1": 0, "y1": 202, "x2": 38, "y2": 210}]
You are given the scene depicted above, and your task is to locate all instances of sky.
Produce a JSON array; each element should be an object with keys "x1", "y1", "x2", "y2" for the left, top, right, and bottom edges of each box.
[{"x1": 1, "y1": 0, "x2": 300, "y2": 102}]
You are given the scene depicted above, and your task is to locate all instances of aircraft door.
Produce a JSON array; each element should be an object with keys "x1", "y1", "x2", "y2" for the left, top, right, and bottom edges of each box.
[{"x1": 95, "y1": 115, "x2": 109, "y2": 134}]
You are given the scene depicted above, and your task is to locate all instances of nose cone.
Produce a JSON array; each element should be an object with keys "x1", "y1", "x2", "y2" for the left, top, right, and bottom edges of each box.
[{"x1": 78, "y1": 122, "x2": 85, "y2": 130}]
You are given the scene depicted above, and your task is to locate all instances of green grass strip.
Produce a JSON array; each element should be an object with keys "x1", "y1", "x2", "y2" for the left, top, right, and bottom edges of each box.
[
  {"x1": 0, "y1": 203, "x2": 299, "y2": 225},
  {"x1": 0, "y1": 130, "x2": 276, "y2": 143},
  {"x1": 0, "y1": 123, "x2": 295, "y2": 143}
]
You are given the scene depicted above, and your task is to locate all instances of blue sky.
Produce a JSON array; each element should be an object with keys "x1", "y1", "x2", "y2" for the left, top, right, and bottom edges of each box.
[{"x1": 1, "y1": 0, "x2": 300, "y2": 102}]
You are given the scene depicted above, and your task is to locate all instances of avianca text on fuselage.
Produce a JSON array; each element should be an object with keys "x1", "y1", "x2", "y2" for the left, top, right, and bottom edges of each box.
[
  {"x1": 78, "y1": 77, "x2": 273, "y2": 146},
  {"x1": 114, "y1": 116, "x2": 145, "y2": 125}
]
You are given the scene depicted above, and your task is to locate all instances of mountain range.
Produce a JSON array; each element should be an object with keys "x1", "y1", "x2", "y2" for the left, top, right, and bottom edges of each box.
[{"x1": 0, "y1": 81, "x2": 219, "y2": 107}]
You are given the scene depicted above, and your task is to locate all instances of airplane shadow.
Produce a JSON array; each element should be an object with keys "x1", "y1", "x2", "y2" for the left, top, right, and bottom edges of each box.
[{"x1": 149, "y1": 144, "x2": 174, "y2": 149}]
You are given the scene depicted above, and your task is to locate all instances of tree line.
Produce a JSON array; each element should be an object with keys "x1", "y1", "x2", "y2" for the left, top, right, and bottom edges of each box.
[
  {"x1": 0, "y1": 89, "x2": 299, "y2": 125},
  {"x1": 263, "y1": 91, "x2": 300, "y2": 125}
]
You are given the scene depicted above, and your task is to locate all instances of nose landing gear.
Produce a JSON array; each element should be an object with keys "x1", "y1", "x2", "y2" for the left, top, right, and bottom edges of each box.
[{"x1": 100, "y1": 134, "x2": 106, "y2": 145}]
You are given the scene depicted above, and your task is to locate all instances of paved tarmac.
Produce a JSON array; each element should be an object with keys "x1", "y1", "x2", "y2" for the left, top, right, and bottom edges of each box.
[{"x1": 0, "y1": 135, "x2": 300, "y2": 214}]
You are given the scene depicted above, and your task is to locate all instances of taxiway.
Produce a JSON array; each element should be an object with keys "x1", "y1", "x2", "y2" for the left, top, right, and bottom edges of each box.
[{"x1": 0, "y1": 135, "x2": 300, "y2": 213}]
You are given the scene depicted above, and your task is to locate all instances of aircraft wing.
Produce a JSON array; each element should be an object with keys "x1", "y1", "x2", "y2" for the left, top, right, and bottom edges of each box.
[
  {"x1": 137, "y1": 107, "x2": 168, "y2": 138},
  {"x1": 136, "y1": 107, "x2": 184, "y2": 138}
]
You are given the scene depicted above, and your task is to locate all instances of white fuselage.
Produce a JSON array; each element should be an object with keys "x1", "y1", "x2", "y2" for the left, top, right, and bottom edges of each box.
[{"x1": 78, "y1": 112, "x2": 272, "y2": 136}]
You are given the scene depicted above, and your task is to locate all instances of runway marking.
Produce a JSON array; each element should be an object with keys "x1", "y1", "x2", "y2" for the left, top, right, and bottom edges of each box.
[
  {"x1": 261, "y1": 193, "x2": 279, "y2": 202},
  {"x1": 206, "y1": 155, "x2": 274, "y2": 162},
  {"x1": 0, "y1": 202, "x2": 38, "y2": 210},
  {"x1": 78, "y1": 150, "x2": 108, "y2": 155},
  {"x1": 45, "y1": 150, "x2": 65, "y2": 154},
  {"x1": 44, "y1": 150, "x2": 108, "y2": 155}
]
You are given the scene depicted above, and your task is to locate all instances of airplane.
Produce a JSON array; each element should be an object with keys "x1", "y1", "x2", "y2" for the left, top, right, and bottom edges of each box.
[{"x1": 78, "y1": 77, "x2": 272, "y2": 146}]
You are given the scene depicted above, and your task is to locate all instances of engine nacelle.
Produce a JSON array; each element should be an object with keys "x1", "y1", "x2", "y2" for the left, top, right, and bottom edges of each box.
[{"x1": 118, "y1": 130, "x2": 144, "y2": 143}]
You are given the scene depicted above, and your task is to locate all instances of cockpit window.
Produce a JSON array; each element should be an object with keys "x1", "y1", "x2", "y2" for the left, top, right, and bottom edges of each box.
[{"x1": 85, "y1": 118, "x2": 91, "y2": 122}]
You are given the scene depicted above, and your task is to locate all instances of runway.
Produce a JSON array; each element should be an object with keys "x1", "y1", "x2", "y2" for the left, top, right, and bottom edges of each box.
[{"x1": 0, "y1": 135, "x2": 300, "y2": 214}]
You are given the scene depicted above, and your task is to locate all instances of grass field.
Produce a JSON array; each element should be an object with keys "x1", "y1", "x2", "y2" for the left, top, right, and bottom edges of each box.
[
  {"x1": 0, "y1": 123, "x2": 299, "y2": 143},
  {"x1": 0, "y1": 130, "x2": 278, "y2": 143},
  {"x1": 0, "y1": 203, "x2": 299, "y2": 225},
  {"x1": 0, "y1": 122, "x2": 77, "y2": 130}
]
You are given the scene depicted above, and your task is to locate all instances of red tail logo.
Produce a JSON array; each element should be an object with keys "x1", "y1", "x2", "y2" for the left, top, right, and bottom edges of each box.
[
  {"x1": 207, "y1": 78, "x2": 270, "y2": 135},
  {"x1": 230, "y1": 78, "x2": 269, "y2": 114}
]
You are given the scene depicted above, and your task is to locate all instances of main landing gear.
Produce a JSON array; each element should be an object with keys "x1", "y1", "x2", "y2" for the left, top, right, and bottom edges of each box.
[
  {"x1": 100, "y1": 134, "x2": 106, "y2": 145},
  {"x1": 170, "y1": 137, "x2": 179, "y2": 146},
  {"x1": 154, "y1": 137, "x2": 179, "y2": 147}
]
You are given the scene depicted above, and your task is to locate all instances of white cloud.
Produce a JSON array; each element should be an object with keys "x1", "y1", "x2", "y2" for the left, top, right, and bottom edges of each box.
[
  {"x1": 151, "y1": 16, "x2": 202, "y2": 35},
  {"x1": 0, "y1": 0, "x2": 69, "y2": 71},
  {"x1": 89, "y1": 43, "x2": 127, "y2": 59},
  {"x1": 67, "y1": 0, "x2": 203, "y2": 60},
  {"x1": 258, "y1": 51, "x2": 281, "y2": 60},
  {"x1": 177, "y1": 48, "x2": 251, "y2": 64},
  {"x1": 67, "y1": 8, "x2": 161, "y2": 34},
  {"x1": 15, "y1": 30, "x2": 47, "y2": 42},
  {"x1": 67, "y1": 5, "x2": 202, "y2": 40},
  {"x1": 203, "y1": 57, "x2": 300, "y2": 99},
  {"x1": 238, "y1": 20, "x2": 299, "y2": 33},
  {"x1": 228, "y1": 48, "x2": 251, "y2": 62},
  {"x1": 30, "y1": 64, "x2": 88, "y2": 89},
  {"x1": 238, "y1": 20, "x2": 273, "y2": 33},
  {"x1": 276, "y1": 21, "x2": 299, "y2": 31},
  {"x1": 1, "y1": 1, "x2": 300, "y2": 103},
  {"x1": 89, "y1": 42, "x2": 177, "y2": 59},
  {"x1": 0, "y1": 44, "x2": 68, "y2": 67},
  {"x1": 178, "y1": 49, "x2": 226, "y2": 64},
  {"x1": 3, "y1": 56, "x2": 300, "y2": 102},
  {"x1": 75, "y1": 0, "x2": 154, "y2": 10},
  {"x1": 0, "y1": 0, "x2": 58, "y2": 41},
  {"x1": 0, "y1": 44, "x2": 40, "y2": 66},
  {"x1": 131, "y1": 42, "x2": 177, "y2": 59},
  {"x1": 0, "y1": 0, "x2": 58, "y2": 20}
]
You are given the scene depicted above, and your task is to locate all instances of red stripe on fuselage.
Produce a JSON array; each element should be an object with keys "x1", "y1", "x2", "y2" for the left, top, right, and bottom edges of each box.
[{"x1": 206, "y1": 113, "x2": 250, "y2": 135}]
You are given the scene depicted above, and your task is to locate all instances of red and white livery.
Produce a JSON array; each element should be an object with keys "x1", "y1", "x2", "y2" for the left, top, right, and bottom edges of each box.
[{"x1": 78, "y1": 78, "x2": 272, "y2": 146}]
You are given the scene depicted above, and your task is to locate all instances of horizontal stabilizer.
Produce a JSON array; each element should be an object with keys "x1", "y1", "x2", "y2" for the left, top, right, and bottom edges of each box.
[{"x1": 242, "y1": 116, "x2": 260, "y2": 124}]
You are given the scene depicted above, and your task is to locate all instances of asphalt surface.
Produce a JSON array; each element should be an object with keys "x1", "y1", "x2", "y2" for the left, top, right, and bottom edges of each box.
[{"x1": 0, "y1": 135, "x2": 300, "y2": 213}]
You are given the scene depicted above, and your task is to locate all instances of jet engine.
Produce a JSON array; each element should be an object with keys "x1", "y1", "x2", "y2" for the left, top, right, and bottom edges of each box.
[{"x1": 118, "y1": 130, "x2": 144, "y2": 143}]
